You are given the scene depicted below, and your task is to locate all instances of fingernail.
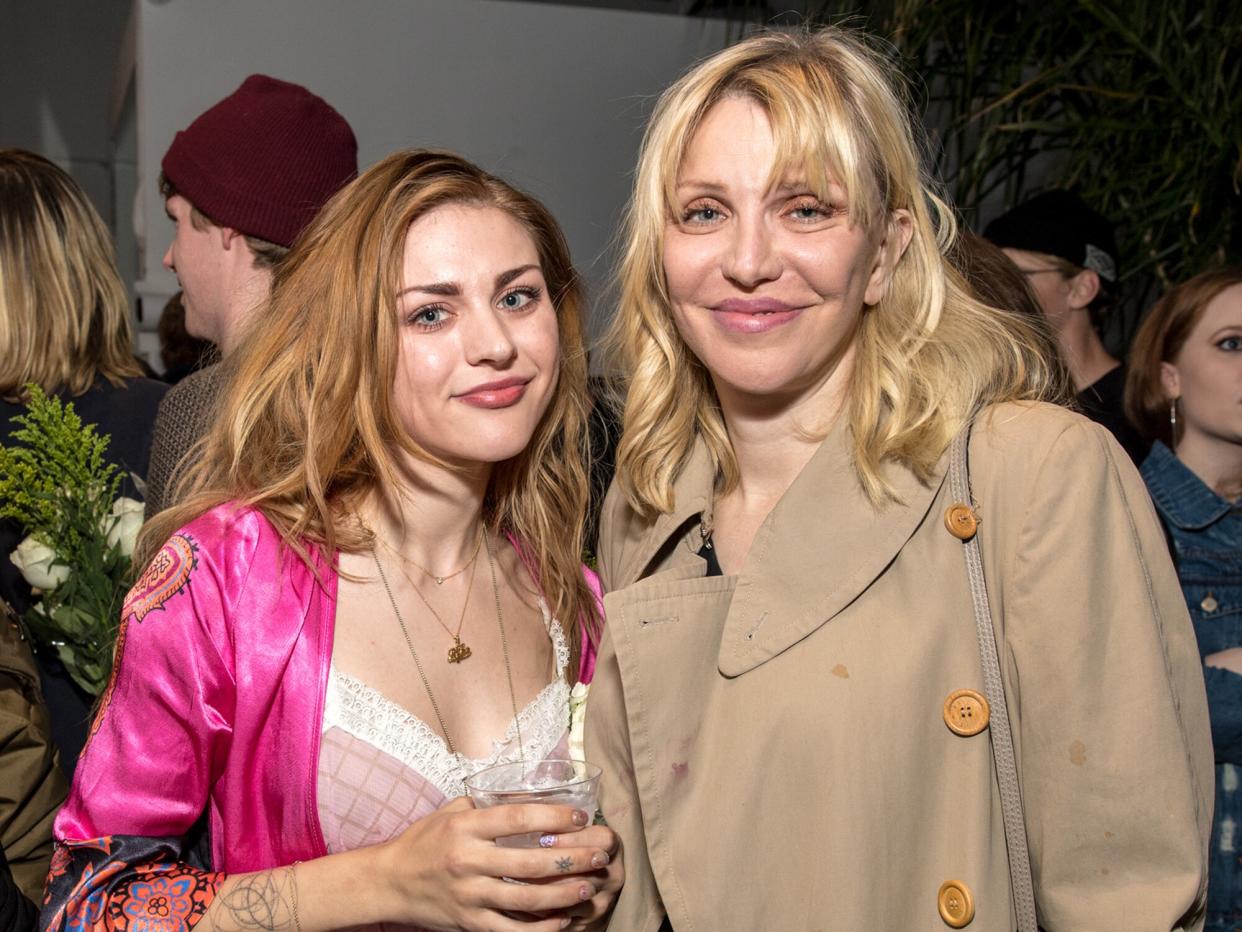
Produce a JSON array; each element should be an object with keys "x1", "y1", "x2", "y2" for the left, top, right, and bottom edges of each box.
[
  {"x1": 591, "y1": 851, "x2": 610, "y2": 869},
  {"x1": 572, "y1": 808, "x2": 589, "y2": 826},
  {"x1": 538, "y1": 834, "x2": 557, "y2": 848},
  {"x1": 579, "y1": 883, "x2": 593, "y2": 901},
  {"x1": 560, "y1": 920, "x2": 572, "y2": 930}
]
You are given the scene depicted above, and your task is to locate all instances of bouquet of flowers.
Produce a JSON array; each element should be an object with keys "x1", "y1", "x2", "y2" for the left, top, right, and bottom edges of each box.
[{"x1": 0, "y1": 385, "x2": 142, "y2": 694}]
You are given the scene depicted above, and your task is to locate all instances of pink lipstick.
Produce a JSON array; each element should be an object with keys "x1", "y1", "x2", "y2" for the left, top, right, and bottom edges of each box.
[
  {"x1": 711, "y1": 298, "x2": 801, "y2": 334},
  {"x1": 455, "y1": 377, "x2": 530, "y2": 409}
]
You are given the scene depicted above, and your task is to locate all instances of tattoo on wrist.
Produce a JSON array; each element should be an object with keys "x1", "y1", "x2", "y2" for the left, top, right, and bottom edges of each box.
[{"x1": 214, "y1": 869, "x2": 297, "y2": 931}]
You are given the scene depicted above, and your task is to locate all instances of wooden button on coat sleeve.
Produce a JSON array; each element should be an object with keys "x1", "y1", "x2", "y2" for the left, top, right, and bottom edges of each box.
[
  {"x1": 944, "y1": 503, "x2": 978, "y2": 540},
  {"x1": 943, "y1": 688, "x2": 990, "y2": 736},
  {"x1": 937, "y1": 880, "x2": 975, "y2": 927}
]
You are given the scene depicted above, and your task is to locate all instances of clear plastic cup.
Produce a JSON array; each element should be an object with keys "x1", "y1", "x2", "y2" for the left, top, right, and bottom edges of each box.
[{"x1": 465, "y1": 759, "x2": 602, "y2": 848}]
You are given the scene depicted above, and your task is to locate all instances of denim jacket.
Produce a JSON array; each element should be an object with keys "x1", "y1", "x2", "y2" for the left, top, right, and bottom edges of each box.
[{"x1": 1143, "y1": 440, "x2": 1242, "y2": 914}]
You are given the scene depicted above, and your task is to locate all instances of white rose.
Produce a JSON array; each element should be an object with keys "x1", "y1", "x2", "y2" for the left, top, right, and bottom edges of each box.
[
  {"x1": 11, "y1": 535, "x2": 70, "y2": 590},
  {"x1": 104, "y1": 497, "x2": 144, "y2": 559},
  {"x1": 568, "y1": 681, "x2": 590, "y2": 763}
]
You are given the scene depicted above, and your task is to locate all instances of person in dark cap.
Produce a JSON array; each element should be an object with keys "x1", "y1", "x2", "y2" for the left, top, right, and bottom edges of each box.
[
  {"x1": 985, "y1": 189, "x2": 1147, "y2": 463},
  {"x1": 144, "y1": 75, "x2": 358, "y2": 517}
]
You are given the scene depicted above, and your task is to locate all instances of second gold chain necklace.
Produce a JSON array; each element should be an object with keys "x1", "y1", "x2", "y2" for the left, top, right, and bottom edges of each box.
[{"x1": 390, "y1": 547, "x2": 480, "y2": 663}]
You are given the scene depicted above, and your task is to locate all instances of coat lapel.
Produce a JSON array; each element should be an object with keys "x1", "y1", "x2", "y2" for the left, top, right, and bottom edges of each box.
[
  {"x1": 608, "y1": 424, "x2": 951, "y2": 678},
  {"x1": 718, "y1": 423, "x2": 950, "y2": 674},
  {"x1": 611, "y1": 442, "x2": 716, "y2": 590}
]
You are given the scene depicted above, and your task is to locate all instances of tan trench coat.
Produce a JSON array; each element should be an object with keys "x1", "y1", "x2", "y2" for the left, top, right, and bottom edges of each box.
[{"x1": 586, "y1": 402, "x2": 1213, "y2": 931}]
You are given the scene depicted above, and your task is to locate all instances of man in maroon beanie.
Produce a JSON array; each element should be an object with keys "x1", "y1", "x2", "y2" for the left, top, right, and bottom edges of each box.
[{"x1": 144, "y1": 75, "x2": 357, "y2": 518}]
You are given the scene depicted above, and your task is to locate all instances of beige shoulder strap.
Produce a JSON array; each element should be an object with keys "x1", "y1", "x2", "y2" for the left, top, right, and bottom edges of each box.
[{"x1": 948, "y1": 427, "x2": 1039, "y2": 932}]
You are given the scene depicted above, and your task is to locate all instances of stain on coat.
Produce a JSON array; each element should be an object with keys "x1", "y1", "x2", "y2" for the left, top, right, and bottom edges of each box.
[
  {"x1": 1069, "y1": 740, "x2": 1087, "y2": 766},
  {"x1": 832, "y1": 664, "x2": 849, "y2": 678}
]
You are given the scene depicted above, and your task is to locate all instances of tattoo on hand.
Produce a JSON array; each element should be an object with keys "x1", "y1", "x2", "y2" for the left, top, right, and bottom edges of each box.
[
  {"x1": 556, "y1": 856, "x2": 574, "y2": 873},
  {"x1": 215, "y1": 869, "x2": 296, "y2": 931}
]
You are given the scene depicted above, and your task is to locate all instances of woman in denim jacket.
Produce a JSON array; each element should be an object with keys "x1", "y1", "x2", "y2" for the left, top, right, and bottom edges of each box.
[{"x1": 1128, "y1": 267, "x2": 1242, "y2": 931}]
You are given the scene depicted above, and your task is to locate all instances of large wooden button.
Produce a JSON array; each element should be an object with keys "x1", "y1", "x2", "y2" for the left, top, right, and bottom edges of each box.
[
  {"x1": 938, "y1": 880, "x2": 975, "y2": 927},
  {"x1": 943, "y1": 688, "x2": 990, "y2": 736},
  {"x1": 944, "y1": 503, "x2": 978, "y2": 540}
]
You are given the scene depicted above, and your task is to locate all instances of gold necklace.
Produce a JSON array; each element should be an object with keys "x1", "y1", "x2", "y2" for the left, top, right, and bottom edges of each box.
[
  {"x1": 382, "y1": 526, "x2": 484, "y2": 586},
  {"x1": 370, "y1": 532, "x2": 525, "y2": 773},
  {"x1": 394, "y1": 553, "x2": 479, "y2": 663}
]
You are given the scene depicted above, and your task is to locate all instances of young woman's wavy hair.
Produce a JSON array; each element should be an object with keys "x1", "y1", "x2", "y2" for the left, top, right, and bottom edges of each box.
[
  {"x1": 138, "y1": 149, "x2": 598, "y2": 664},
  {"x1": 606, "y1": 27, "x2": 1065, "y2": 512},
  {"x1": 1125, "y1": 266, "x2": 1242, "y2": 448},
  {"x1": 0, "y1": 149, "x2": 142, "y2": 401}
]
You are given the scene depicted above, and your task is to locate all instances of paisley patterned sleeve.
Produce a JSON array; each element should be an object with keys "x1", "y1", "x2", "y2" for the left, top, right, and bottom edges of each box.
[
  {"x1": 42, "y1": 836, "x2": 221, "y2": 931},
  {"x1": 42, "y1": 520, "x2": 245, "y2": 931}
]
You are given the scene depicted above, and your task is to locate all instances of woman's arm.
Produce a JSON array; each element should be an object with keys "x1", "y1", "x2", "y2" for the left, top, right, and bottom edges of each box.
[
  {"x1": 43, "y1": 523, "x2": 239, "y2": 929},
  {"x1": 191, "y1": 800, "x2": 613, "y2": 932},
  {"x1": 995, "y1": 417, "x2": 1213, "y2": 929},
  {"x1": 44, "y1": 804, "x2": 617, "y2": 932}
]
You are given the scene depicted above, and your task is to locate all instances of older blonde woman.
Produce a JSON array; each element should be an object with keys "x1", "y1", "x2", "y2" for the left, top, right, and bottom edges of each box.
[{"x1": 587, "y1": 28, "x2": 1213, "y2": 931}]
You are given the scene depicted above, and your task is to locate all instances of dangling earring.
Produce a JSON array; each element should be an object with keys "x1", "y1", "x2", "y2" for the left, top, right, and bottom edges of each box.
[{"x1": 1169, "y1": 398, "x2": 1178, "y2": 443}]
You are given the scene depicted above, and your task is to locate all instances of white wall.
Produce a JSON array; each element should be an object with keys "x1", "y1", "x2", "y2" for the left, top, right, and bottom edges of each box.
[
  {"x1": 135, "y1": 0, "x2": 732, "y2": 342},
  {"x1": 1, "y1": 0, "x2": 132, "y2": 226},
  {"x1": 2, "y1": 0, "x2": 142, "y2": 343}
]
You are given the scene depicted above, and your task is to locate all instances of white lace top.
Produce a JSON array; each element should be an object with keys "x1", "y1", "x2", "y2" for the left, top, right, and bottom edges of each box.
[{"x1": 317, "y1": 599, "x2": 572, "y2": 857}]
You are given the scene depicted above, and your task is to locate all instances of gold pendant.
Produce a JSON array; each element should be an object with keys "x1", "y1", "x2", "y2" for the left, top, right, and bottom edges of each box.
[
  {"x1": 434, "y1": 576, "x2": 445, "y2": 585},
  {"x1": 447, "y1": 638, "x2": 472, "y2": 664}
]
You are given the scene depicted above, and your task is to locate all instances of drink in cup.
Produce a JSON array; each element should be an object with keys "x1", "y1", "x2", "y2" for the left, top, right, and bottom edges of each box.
[{"x1": 465, "y1": 758, "x2": 601, "y2": 848}]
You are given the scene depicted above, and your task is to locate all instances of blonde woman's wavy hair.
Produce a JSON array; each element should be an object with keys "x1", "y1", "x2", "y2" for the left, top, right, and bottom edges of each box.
[
  {"x1": 608, "y1": 27, "x2": 1065, "y2": 512},
  {"x1": 0, "y1": 149, "x2": 142, "y2": 401},
  {"x1": 139, "y1": 149, "x2": 598, "y2": 665}
]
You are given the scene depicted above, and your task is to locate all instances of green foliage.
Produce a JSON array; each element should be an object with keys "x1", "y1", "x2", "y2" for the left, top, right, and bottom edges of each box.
[
  {"x1": 888, "y1": 0, "x2": 1242, "y2": 323},
  {"x1": 0, "y1": 385, "x2": 130, "y2": 693}
]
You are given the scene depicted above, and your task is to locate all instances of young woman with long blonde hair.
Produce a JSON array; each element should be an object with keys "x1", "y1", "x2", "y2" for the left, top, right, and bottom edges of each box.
[
  {"x1": 44, "y1": 150, "x2": 620, "y2": 932},
  {"x1": 587, "y1": 28, "x2": 1212, "y2": 930}
]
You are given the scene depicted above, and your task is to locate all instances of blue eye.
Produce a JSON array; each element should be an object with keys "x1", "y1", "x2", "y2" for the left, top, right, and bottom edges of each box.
[
  {"x1": 499, "y1": 287, "x2": 540, "y2": 311},
  {"x1": 681, "y1": 202, "x2": 725, "y2": 225},
  {"x1": 408, "y1": 306, "x2": 449, "y2": 330},
  {"x1": 1217, "y1": 336, "x2": 1242, "y2": 351},
  {"x1": 786, "y1": 197, "x2": 840, "y2": 224}
]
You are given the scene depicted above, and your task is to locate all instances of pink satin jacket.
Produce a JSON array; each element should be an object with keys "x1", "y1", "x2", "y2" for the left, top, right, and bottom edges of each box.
[{"x1": 44, "y1": 503, "x2": 599, "y2": 929}]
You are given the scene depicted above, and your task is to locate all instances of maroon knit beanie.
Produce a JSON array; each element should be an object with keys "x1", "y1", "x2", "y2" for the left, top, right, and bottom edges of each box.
[{"x1": 161, "y1": 74, "x2": 357, "y2": 248}]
